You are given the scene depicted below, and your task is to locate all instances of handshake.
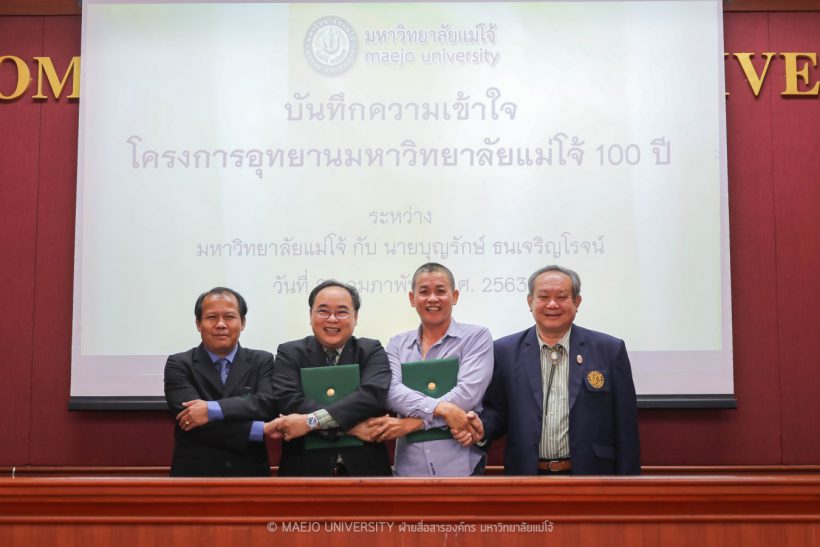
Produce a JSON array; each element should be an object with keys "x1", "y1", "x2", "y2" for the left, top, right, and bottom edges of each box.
[{"x1": 262, "y1": 402, "x2": 485, "y2": 447}]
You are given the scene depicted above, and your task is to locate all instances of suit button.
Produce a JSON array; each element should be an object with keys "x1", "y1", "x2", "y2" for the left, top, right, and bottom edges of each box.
[{"x1": 225, "y1": 461, "x2": 232, "y2": 469}]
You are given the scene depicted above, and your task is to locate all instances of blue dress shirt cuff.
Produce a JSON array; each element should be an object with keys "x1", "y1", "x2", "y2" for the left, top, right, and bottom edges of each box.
[
  {"x1": 249, "y1": 420, "x2": 264, "y2": 442},
  {"x1": 207, "y1": 401, "x2": 224, "y2": 421}
]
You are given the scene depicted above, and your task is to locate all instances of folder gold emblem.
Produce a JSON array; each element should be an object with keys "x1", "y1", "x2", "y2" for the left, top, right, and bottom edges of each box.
[
  {"x1": 300, "y1": 364, "x2": 362, "y2": 449},
  {"x1": 427, "y1": 382, "x2": 436, "y2": 391}
]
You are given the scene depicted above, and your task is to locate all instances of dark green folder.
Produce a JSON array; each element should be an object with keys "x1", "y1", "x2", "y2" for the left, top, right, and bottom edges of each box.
[
  {"x1": 401, "y1": 357, "x2": 459, "y2": 443},
  {"x1": 300, "y1": 363, "x2": 364, "y2": 450}
]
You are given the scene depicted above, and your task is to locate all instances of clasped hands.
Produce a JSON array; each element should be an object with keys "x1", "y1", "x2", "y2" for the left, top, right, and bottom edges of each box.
[
  {"x1": 353, "y1": 402, "x2": 485, "y2": 446},
  {"x1": 261, "y1": 402, "x2": 485, "y2": 447},
  {"x1": 263, "y1": 414, "x2": 309, "y2": 441},
  {"x1": 261, "y1": 413, "x2": 384, "y2": 443},
  {"x1": 430, "y1": 401, "x2": 484, "y2": 447}
]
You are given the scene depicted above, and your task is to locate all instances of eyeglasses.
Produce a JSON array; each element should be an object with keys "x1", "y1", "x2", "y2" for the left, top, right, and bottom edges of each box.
[{"x1": 313, "y1": 309, "x2": 351, "y2": 320}]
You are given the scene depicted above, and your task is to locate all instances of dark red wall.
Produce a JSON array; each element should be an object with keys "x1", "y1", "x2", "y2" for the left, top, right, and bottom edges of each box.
[{"x1": 1, "y1": 12, "x2": 818, "y2": 467}]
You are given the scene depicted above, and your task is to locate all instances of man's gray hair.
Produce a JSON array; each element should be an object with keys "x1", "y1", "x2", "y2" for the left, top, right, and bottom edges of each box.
[{"x1": 527, "y1": 265, "x2": 582, "y2": 298}]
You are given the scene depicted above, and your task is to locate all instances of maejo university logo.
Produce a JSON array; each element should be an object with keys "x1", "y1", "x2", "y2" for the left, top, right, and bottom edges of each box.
[{"x1": 304, "y1": 16, "x2": 359, "y2": 76}]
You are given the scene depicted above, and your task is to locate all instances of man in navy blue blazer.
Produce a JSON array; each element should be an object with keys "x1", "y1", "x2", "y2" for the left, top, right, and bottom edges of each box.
[{"x1": 475, "y1": 265, "x2": 640, "y2": 475}]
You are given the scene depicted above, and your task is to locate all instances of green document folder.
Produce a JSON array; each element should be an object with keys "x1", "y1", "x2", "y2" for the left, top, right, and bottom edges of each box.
[
  {"x1": 300, "y1": 363, "x2": 364, "y2": 450},
  {"x1": 401, "y1": 357, "x2": 459, "y2": 443}
]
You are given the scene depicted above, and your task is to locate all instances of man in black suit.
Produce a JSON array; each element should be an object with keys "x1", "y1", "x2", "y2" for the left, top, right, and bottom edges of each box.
[
  {"x1": 164, "y1": 287, "x2": 276, "y2": 476},
  {"x1": 268, "y1": 280, "x2": 392, "y2": 476}
]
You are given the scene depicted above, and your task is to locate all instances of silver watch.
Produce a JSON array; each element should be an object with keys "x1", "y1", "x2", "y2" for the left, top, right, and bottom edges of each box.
[{"x1": 306, "y1": 413, "x2": 319, "y2": 430}]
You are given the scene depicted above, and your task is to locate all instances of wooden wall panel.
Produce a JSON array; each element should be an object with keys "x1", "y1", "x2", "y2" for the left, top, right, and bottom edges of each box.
[
  {"x1": 1, "y1": 523, "x2": 818, "y2": 547},
  {"x1": 767, "y1": 12, "x2": 820, "y2": 464},
  {"x1": 724, "y1": 0, "x2": 820, "y2": 11},
  {"x1": 28, "y1": 15, "x2": 82, "y2": 465},
  {"x1": 0, "y1": 17, "x2": 43, "y2": 466},
  {"x1": 1, "y1": 1, "x2": 80, "y2": 16}
]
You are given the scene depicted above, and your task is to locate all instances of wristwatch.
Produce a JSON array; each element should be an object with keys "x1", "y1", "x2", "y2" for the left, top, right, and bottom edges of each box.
[{"x1": 306, "y1": 413, "x2": 319, "y2": 431}]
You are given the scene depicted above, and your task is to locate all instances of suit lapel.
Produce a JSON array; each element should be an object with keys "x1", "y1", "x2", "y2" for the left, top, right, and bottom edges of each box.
[
  {"x1": 568, "y1": 324, "x2": 586, "y2": 411},
  {"x1": 307, "y1": 336, "x2": 331, "y2": 367},
  {"x1": 337, "y1": 336, "x2": 355, "y2": 366},
  {"x1": 223, "y1": 344, "x2": 249, "y2": 395},
  {"x1": 522, "y1": 327, "x2": 544, "y2": 413},
  {"x1": 193, "y1": 344, "x2": 224, "y2": 395}
]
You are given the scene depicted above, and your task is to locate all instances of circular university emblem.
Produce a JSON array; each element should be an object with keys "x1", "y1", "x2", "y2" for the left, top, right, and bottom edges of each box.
[
  {"x1": 304, "y1": 16, "x2": 358, "y2": 76},
  {"x1": 587, "y1": 370, "x2": 605, "y2": 390}
]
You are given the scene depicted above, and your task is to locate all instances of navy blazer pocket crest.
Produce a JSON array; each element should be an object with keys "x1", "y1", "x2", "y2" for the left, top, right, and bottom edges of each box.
[{"x1": 583, "y1": 370, "x2": 609, "y2": 392}]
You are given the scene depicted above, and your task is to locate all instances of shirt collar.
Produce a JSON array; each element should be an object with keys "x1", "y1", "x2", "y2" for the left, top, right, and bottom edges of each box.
[
  {"x1": 537, "y1": 326, "x2": 572, "y2": 351},
  {"x1": 205, "y1": 344, "x2": 239, "y2": 364},
  {"x1": 408, "y1": 318, "x2": 463, "y2": 350},
  {"x1": 321, "y1": 339, "x2": 348, "y2": 355}
]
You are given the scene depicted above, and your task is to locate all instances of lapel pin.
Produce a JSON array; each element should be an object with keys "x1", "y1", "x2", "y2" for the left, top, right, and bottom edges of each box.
[{"x1": 576, "y1": 354, "x2": 583, "y2": 365}]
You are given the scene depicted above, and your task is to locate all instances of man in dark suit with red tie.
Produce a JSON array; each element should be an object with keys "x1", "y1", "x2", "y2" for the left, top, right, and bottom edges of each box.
[
  {"x1": 164, "y1": 287, "x2": 276, "y2": 476},
  {"x1": 267, "y1": 280, "x2": 392, "y2": 476}
]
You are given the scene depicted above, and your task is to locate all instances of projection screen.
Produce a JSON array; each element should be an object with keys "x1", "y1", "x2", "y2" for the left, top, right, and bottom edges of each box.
[{"x1": 70, "y1": 0, "x2": 734, "y2": 408}]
